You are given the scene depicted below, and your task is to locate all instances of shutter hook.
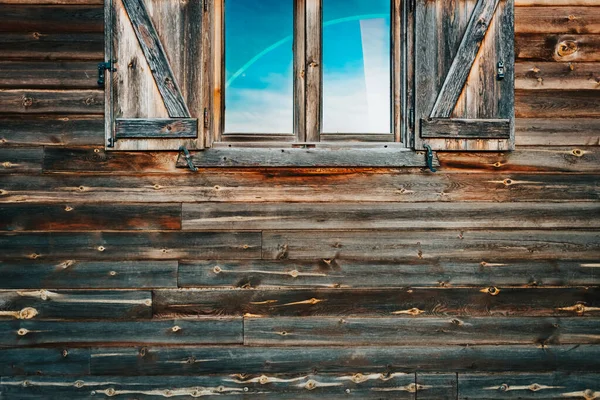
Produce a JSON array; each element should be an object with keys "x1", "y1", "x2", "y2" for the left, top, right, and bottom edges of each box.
[
  {"x1": 424, "y1": 144, "x2": 437, "y2": 172},
  {"x1": 177, "y1": 146, "x2": 198, "y2": 172}
]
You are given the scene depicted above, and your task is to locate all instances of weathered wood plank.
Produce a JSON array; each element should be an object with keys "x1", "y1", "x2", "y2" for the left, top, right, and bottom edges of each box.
[
  {"x1": 0, "y1": 5, "x2": 103, "y2": 33},
  {"x1": 0, "y1": 32, "x2": 103, "y2": 61},
  {"x1": 430, "y1": 0, "x2": 501, "y2": 118},
  {"x1": 115, "y1": 119, "x2": 198, "y2": 139},
  {"x1": 262, "y1": 230, "x2": 600, "y2": 261},
  {"x1": 0, "y1": 232, "x2": 261, "y2": 260},
  {"x1": 182, "y1": 202, "x2": 600, "y2": 231},
  {"x1": 420, "y1": 119, "x2": 511, "y2": 139},
  {"x1": 0, "y1": 116, "x2": 103, "y2": 147},
  {"x1": 244, "y1": 317, "x2": 600, "y2": 346},
  {"x1": 0, "y1": 290, "x2": 152, "y2": 320},
  {"x1": 183, "y1": 148, "x2": 434, "y2": 168},
  {"x1": 0, "y1": 374, "x2": 416, "y2": 399},
  {"x1": 0, "y1": 90, "x2": 103, "y2": 114},
  {"x1": 0, "y1": 148, "x2": 42, "y2": 174},
  {"x1": 1, "y1": 172, "x2": 599, "y2": 203},
  {"x1": 438, "y1": 146, "x2": 600, "y2": 172},
  {"x1": 305, "y1": 0, "x2": 321, "y2": 142},
  {"x1": 516, "y1": 33, "x2": 600, "y2": 62},
  {"x1": 0, "y1": 260, "x2": 177, "y2": 289},
  {"x1": 516, "y1": 62, "x2": 600, "y2": 90},
  {"x1": 0, "y1": 319, "x2": 242, "y2": 346},
  {"x1": 515, "y1": 7, "x2": 600, "y2": 34},
  {"x1": 417, "y1": 373, "x2": 457, "y2": 400},
  {"x1": 178, "y1": 259, "x2": 600, "y2": 289},
  {"x1": 516, "y1": 89, "x2": 600, "y2": 118},
  {"x1": 0, "y1": 62, "x2": 99, "y2": 89},
  {"x1": 458, "y1": 372, "x2": 600, "y2": 399},
  {"x1": 89, "y1": 345, "x2": 600, "y2": 374},
  {"x1": 153, "y1": 287, "x2": 600, "y2": 318},
  {"x1": 0, "y1": 348, "x2": 90, "y2": 376},
  {"x1": 0, "y1": 203, "x2": 181, "y2": 231},
  {"x1": 120, "y1": 0, "x2": 190, "y2": 118},
  {"x1": 515, "y1": 118, "x2": 600, "y2": 146}
]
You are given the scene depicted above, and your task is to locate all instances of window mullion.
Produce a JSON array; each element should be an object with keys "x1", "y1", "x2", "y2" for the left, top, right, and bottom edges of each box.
[
  {"x1": 294, "y1": 0, "x2": 307, "y2": 142},
  {"x1": 305, "y1": 0, "x2": 322, "y2": 142}
]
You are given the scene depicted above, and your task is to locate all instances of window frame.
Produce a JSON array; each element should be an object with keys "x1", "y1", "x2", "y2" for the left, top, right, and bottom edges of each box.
[{"x1": 208, "y1": 0, "x2": 407, "y2": 149}]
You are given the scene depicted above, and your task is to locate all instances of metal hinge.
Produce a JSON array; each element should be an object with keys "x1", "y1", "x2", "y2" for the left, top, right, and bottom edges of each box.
[
  {"x1": 424, "y1": 144, "x2": 437, "y2": 172},
  {"x1": 177, "y1": 146, "x2": 198, "y2": 172},
  {"x1": 98, "y1": 61, "x2": 114, "y2": 86},
  {"x1": 203, "y1": 108, "x2": 209, "y2": 129}
]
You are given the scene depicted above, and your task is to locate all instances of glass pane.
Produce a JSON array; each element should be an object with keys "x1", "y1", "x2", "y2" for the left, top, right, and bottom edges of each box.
[
  {"x1": 225, "y1": 0, "x2": 294, "y2": 134},
  {"x1": 322, "y1": 0, "x2": 391, "y2": 134}
]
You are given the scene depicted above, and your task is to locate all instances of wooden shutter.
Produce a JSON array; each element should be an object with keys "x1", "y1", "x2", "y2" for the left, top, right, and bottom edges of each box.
[
  {"x1": 414, "y1": 0, "x2": 514, "y2": 151},
  {"x1": 104, "y1": 0, "x2": 205, "y2": 150}
]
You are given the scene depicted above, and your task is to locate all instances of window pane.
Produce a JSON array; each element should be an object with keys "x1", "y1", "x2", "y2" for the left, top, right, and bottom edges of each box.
[
  {"x1": 322, "y1": 0, "x2": 391, "y2": 134},
  {"x1": 225, "y1": 0, "x2": 294, "y2": 134}
]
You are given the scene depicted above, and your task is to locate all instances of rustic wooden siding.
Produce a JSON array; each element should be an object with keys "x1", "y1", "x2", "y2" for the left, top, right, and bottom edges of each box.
[{"x1": 0, "y1": 0, "x2": 599, "y2": 398}]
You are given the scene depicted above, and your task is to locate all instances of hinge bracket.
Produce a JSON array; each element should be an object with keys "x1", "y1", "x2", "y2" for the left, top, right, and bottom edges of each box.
[
  {"x1": 177, "y1": 146, "x2": 198, "y2": 172},
  {"x1": 98, "y1": 61, "x2": 114, "y2": 86},
  {"x1": 424, "y1": 144, "x2": 437, "y2": 172}
]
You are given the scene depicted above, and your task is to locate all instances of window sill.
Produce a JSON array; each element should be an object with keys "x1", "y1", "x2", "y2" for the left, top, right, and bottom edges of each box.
[{"x1": 176, "y1": 147, "x2": 438, "y2": 168}]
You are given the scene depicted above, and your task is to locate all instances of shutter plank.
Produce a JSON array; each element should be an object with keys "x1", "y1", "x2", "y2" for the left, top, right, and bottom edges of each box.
[
  {"x1": 115, "y1": 118, "x2": 197, "y2": 138},
  {"x1": 430, "y1": 0, "x2": 501, "y2": 118},
  {"x1": 421, "y1": 118, "x2": 510, "y2": 139},
  {"x1": 120, "y1": 0, "x2": 190, "y2": 118}
]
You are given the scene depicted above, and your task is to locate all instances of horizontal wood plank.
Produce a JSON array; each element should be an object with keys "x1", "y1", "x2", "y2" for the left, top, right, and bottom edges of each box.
[
  {"x1": 0, "y1": 89, "x2": 103, "y2": 114},
  {"x1": 182, "y1": 202, "x2": 600, "y2": 230},
  {"x1": 0, "y1": 5, "x2": 103, "y2": 33},
  {"x1": 515, "y1": 7, "x2": 600, "y2": 34},
  {"x1": 515, "y1": 33, "x2": 600, "y2": 62},
  {"x1": 0, "y1": 374, "x2": 416, "y2": 399},
  {"x1": 1, "y1": 172, "x2": 598, "y2": 203},
  {"x1": 178, "y1": 259, "x2": 600, "y2": 289},
  {"x1": 458, "y1": 372, "x2": 600, "y2": 399},
  {"x1": 244, "y1": 317, "x2": 600, "y2": 346},
  {"x1": 0, "y1": 260, "x2": 177, "y2": 289},
  {"x1": 0, "y1": 290, "x2": 152, "y2": 320},
  {"x1": 515, "y1": 118, "x2": 600, "y2": 146},
  {"x1": 115, "y1": 119, "x2": 198, "y2": 139},
  {"x1": 417, "y1": 373, "x2": 457, "y2": 400},
  {"x1": 153, "y1": 287, "x2": 600, "y2": 318},
  {"x1": 0, "y1": 348, "x2": 89, "y2": 376},
  {"x1": 420, "y1": 119, "x2": 511, "y2": 139},
  {"x1": 262, "y1": 230, "x2": 600, "y2": 261},
  {"x1": 0, "y1": 203, "x2": 181, "y2": 231},
  {"x1": 515, "y1": 62, "x2": 600, "y2": 90},
  {"x1": 0, "y1": 319, "x2": 242, "y2": 346},
  {"x1": 0, "y1": 147, "x2": 42, "y2": 174},
  {"x1": 0, "y1": 32, "x2": 103, "y2": 61},
  {"x1": 0, "y1": 115, "x2": 103, "y2": 146},
  {"x1": 89, "y1": 345, "x2": 600, "y2": 374},
  {"x1": 0, "y1": 232, "x2": 261, "y2": 260},
  {"x1": 0, "y1": 62, "x2": 100, "y2": 89},
  {"x1": 516, "y1": 89, "x2": 600, "y2": 118}
]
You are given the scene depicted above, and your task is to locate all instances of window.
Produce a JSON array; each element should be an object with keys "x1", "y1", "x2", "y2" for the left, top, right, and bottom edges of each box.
[{"x1": 104, "y1": 0, "x2": 515, "y2": 165}]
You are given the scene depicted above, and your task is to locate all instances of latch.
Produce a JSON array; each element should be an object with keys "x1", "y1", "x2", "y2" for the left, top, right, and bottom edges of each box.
[
  {"x1": 98, "y1": 61, "x2": 115, "y2": 86},
  {"x1": 424, "y1": 144, "x2": 437, "y2": 172},
  {"x1": 497, "y1": 61, "x2": 505, "y2": 81},
  {"x1": 177, "y1": 146, "x2": 198, "y2": 172}
]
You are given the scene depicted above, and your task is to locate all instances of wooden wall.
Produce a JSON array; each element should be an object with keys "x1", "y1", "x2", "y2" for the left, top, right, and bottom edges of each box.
[{"x1": 0, "y1": 0, "x2": 599, "y2": 398}]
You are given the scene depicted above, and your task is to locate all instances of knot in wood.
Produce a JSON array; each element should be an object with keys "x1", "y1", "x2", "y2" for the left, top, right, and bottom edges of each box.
[
  {"x1": 556, "y1": 40, "x2": 578, "y2": 58},
  {"x1": 109, "y1": 271, "x2": 117, "y2": 276},
  {"x1": 40, "y1": 290, "x2": 49, "y2": 301},
  {"x1": 583, "y1": 389, "x2": 596, "y2": 400},
  {"x1": 17, "y1": 328, "x2": 29, "y2": 336},
  {"x1": 22, "y1": 380, "x2": 30, "y2": 387},
  {"x1": 84, "y1": 97, "x2": 96, "y2": 106},
  {"x1": 529, "y1": 383, "x2": 541, "y2": 392},
  {"x1": 503, "y1": 178, "x2": 513, "y2": 186},
  {"x1": 258, "y1": 375, "x2": 269, "y2": 385},
  {"x1": 493, "y1": 161, "x2": 503, "y2": 168},
  {"x1": 153, "y1": 184, "x2": 162, "y2": 190},
  {"x1": 29, "y1": 253, "x2": 40, "y2": 259},
  {"x1": 572, "y1": 148, "x2": 584, "y2": 157},
  {"x1": 64, "y1": 206, "x2": 73, "y2": 212},
  {"x1": 62, "y1": 349, "x2": 68, "y2": 357},
  {"x1": 352, "y1": 373, "x2": 365, "y2": 383},
  {"x1": 406, "y1": 383, "x2": 417, "y2": 393},
  {"x1": 172, "y1": 325, "x2": 181, "y2": 332},
  {"x1": 305, "y1": 380, "x2": 317, "y2": 390},
  {"x1": 1, "y1": 161, "x2": 11, "y2": 168},
  {"x1": 575, "y1": 303, "x2": 586, "y2": 314},
  {"x1": 105, "y1": 388, "x2": 116, "y2": 397},
  {"x1": 19, "y1": 307, "x2": 38, "y2": 320},
  {"x1": 213, "y1": 266, "x2": 222, "y2": 274},
  {"x1": 499, "y1": 383, "x2": 509, "y2": 391},
  {"x1": 74, "y1": 380, "x2": 84, "y2": 388},
  {"x1": 346, "y1": 389, "x2": 351, "y2": 394},
  {"x1": 289, "y1": 269, "x2": 299, "y2": 278},
  {"x1": 487, "y1": 286, "x2": 500, "y2": 296},
  {"x1": 97, "y1": 246, "x2": 106, "y2": 252},
  {"x1": 22, "y1": 97, "x2": 33, "y2": 107}
]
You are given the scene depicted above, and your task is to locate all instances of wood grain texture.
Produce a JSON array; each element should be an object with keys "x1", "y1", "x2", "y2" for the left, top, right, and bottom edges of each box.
[
  {"x1": 0, "y1": 89, "x2": 103, "y2": 114},
  {"x1": 0, "y1": 290, "x2": 152, "y2": 320},
  {"x1": 115, "y1": 118, "x2": 198, "y2": 138},
  {"x1": 0, "y1": 147, "x2": 43, "y2": 174},
  {"x1": 516, "y1": 62, "x2": 600, "y2": 90},
  {"x1": 0, "y1": 203, "x2": 181, "y2": 231},
  {"x1": 516, "y1": 89, "x2": 600, "y2": 118},
  {"x1": 153, "y1": 287, "x2": 600, "y2": 318},
  {"x1": 0, "y1": 348, "x2": 90, "y2": 376},
  {"x1": 89, "y1": 345, "x2": 600, "y2": 374},
  {"x1": 178, "y1": 259, "x2": 600, "y2": 289},
  {"x1": 0, "y1": 319, "x2": 242, "y2": 346},
  {"x1": 420, "y1": 119, "x2": 511, "y2": 139},
  {"x1": 515, "y1": 7, "x2": 600, "y2": 34},
  {"x1": 516, "y1": 33, "x2": 600, "y2": 62},
  {"x1": 0, "y1": 116, "x2": 104, "y2": 147},
  {"x1": 0, "y1": 374, "x2": 416, "y2": 399},
  {"x1": 458, "y1": 372, "x2": 600, "y2": 399},
  {"x1": 0, "y1": 5, "x2": 103, "y2": 33},
  {"x1": 0, "y1": 32, "x2": 103, "y2": 60},
  {"x1": 417, "y1": 373, "x2": 457, "y2": 400},
  {"x1": 0, "y1": 62, "x2": 99, "y2": 89},
  {"x1": 182, "y1": 202, "x2": 600, "y2": 230},
  {"x1": 262, "y1": 230, "x2": 600, "y2": 261},
  {"x1": 0, "y1": 232, "x2": 261, "y2": 260},
  {"x1": 0, "y1": 260, "x2": 177, "y2": 289},
  {"x1": 244, "y1": 317, "x2": 600, "y2": 346}
]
